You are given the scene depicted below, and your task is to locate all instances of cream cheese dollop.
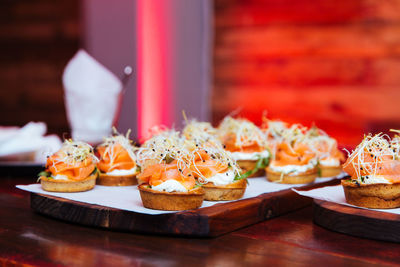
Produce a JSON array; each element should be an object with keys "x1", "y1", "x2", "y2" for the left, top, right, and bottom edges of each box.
[
  {"x1": 230, "y1": 150, "x2": 270, "y2": 161},
  {"x1": 105, "y1": 166, "x2": 137, "y2": 176},
  {"x1": 152, "y1": 179, "x2": 188, "y2": 193},
  {"x1": 319, "y1": 157, "x2": 340, "y2": 167},
  {"x1": 205, "y1": 170, "x2": 236, "y2": 186},
  {"x1": 51, "y1": 174, "x2": 69, "y2": 181},
  {"x1": 356, "y1": 175, "x2": 391, "y2": 184},
  {"x1": 269, "y1": 159, "x2": 317, "y2": 175}
]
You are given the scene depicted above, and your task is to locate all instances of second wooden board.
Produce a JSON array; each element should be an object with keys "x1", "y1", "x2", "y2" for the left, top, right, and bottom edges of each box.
[{"x1": 313, "y1": 200, "x2": 400, "y2": 243}]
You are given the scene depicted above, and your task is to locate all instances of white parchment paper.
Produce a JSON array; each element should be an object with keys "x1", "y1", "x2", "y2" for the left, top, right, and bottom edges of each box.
[
  {"x1": 17, "y1": 174, "x2": 344, "y2": 215},
  {"x1": 293, "y1": 185, "x2": 400, "y2": 215}
]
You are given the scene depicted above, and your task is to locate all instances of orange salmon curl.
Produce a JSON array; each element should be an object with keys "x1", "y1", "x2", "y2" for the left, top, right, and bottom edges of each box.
[
  {"x1": 222, "y1": 133, "x2": 264, "y2": 153},
  {"x1": 189, "y1": 149, "x2": 229, "y2": 180},
  {"x1": 342, "y1": 148, "x2": 400, "y2": 183},
  {"x1": 137, "y1": 163, "x2": 196, "y2": 190},
  {"x1": 273, "y1": 142, "x2": 316, "y2": 166},
  {"x1": 342, "y1": 132, "x2": 400, "y2": 183},
  {"x1": 312, "y1": 138, "x2": 345, "y2": 162},
  {"x1": 46, "y1": 150, "x2": 96, "y2": 181},
  {"x1": 97, "y1": 143, "x2": 136, "y2": 173}
]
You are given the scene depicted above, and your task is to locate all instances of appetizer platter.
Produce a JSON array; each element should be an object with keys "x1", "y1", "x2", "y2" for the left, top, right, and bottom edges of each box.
[
  {"x1": 295, "y1": 131, "x2": 400, "y2": 242},
  {"x1": 18, "y1": 115, "x2": 347, "y2": 236},
  {"x1": 27, "y1": 178, "x2": 339, "y2": 237}
]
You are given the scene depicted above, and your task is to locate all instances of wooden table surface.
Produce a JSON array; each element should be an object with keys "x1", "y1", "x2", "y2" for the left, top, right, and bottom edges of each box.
[{"x1": 2, "y1": 176, "x2": 400, "y2": 267}]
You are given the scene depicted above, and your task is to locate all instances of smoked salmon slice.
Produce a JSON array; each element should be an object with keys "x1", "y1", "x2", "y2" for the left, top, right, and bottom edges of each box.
[
  {"x1": 190, "y1": 149, "x2": 229, "y2": 179},
  {"x1": 97, "y1": 143, "x2": 136, "y2": 173},
  {"x1": 137, "y1": 163, "x2": 196, "y2": 190},
  {"x1": 273, "y1": 142, "x2": 316, "y2": 166},
  {"x1": 343, "y1": 133, "x2": 400, "y2": 183},
  {"x1": 217, "y1": 116, "x2": 266, "y2": 153},
  {"x1": 45, "y1": 142, "x2": 97, "y2": 181}
]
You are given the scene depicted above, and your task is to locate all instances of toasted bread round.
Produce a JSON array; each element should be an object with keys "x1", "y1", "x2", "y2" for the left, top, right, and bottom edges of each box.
[
  {"x1": 341, "y1": 179, "x2": 400, "y2": 209},
  {"x1": 40, "y1": 173, "x2": 97, "y2": 192},
  {"x1": 138, "y1": 184, "x2": 204, "y2": 211},
  {"x1": 319, "y1": 165, "x2": 342, "y2": 177},
  {"x1": 266, "y1": 167, "x2": 317, "y2": 184},
  {"x1": 97, "y1": 172, "x2": 138, "y2": 186},
  {"x1": 202, "y1": 179, "x2": 247, "y2": 201},
  {"x1": 237, "y1": 160, "x2": 265, "y2": 177}
]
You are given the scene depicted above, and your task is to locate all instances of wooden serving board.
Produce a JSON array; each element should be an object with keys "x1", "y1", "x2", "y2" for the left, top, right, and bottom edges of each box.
[
  {"x1": 313, "y1": 200, "x2": 400, "y2": 243},
  {"x1": 30, "y1": 179, "x2": 338, "y2": 237}
]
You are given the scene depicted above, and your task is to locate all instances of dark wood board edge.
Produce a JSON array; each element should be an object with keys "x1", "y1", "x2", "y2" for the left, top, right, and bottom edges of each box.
[
  {"x1": 30, "y1": 193, "x2": 211, "y2": 236},
  {"x1": 204, "y1": 188, "x2": 313, "y2": 236},
  {"x1": 313, "y1": 200, "x2": 400, "y2": 243},
  {"x1": 204, "y1": 178, "x2": 342, "y2": 236},
  {"x1": 30, "y1": 178, "x2": 341, "y2": 237}
]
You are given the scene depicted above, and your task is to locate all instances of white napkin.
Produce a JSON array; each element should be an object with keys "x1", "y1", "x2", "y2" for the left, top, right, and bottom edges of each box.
[
  {"x1": 0, "y1": 122, "x2": 62, "y2": 163},
  {"x1": 293, "y1": 185, "x2": 400, "y2": 215},
  {"x1": 63, "y1": 50, "x2": 122, "y2": 144}
]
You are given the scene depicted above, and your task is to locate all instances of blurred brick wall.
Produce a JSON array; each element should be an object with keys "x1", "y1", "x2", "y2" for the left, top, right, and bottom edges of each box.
[
  {"x1": 0, "y1": 0, "x2": 80, "y2": 136},
  {"x1": 213, "y1": 0, "x2": 400, "y2": 147}
]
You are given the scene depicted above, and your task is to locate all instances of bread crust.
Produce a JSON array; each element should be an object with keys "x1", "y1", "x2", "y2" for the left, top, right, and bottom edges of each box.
[
  {"x1": 341, "y1": 179, "x2": 400, "y2": 209},
  {"x1": 40, "y1": 173, "x2": 97, "y2": 192},
  {"x1": 266, "y1": 167, "x2": 317, "y2": 184},
  {"x1": 237, "y1": 160, "x2": 265, "y2": 177},
  {"x1": 97, "y1": 172, "x2": 138, "y2": 186},
  {"x1": 202, "y1": 179, "x2": 247, "y2": 201},
  {"x1": 319, "y1": 165, "x2": 342, "y2": 177},
  {"x1": 138, "y1": 184, "x2": 204, "y2": 211}
]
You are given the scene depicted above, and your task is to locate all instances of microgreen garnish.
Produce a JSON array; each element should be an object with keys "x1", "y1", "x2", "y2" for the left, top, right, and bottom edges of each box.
[{"x1": 234, "y1": 156, "x2": 270, "y2": 181}]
